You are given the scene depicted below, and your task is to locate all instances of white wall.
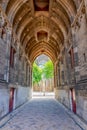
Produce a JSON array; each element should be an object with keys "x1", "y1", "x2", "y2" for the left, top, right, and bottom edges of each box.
[
  {"x1": 0, "y1": 89, "x2": 9, "y2": 118},
  {"x1": 76, "y1": 95, "x2": 87, "y2": 122},
  {"x1": 14, "y1": 86, "x2": 32, "y2": 109},
  {"x1": 55, "y1": 88, "x2": 70, "y2": 108},
  {"x1": 0, "y1": 86, "x2": 32, "y2": 119}
]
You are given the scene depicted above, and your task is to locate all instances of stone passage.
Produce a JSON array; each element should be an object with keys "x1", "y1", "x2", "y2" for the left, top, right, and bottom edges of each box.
[{"x1": 1, "y1": 99, "x2": 82, "y2": 130}]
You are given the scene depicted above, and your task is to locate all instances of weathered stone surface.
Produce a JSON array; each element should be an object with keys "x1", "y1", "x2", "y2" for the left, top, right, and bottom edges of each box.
[
  {"x1": 0, "y1": 88, "x2": 9, "y2": 118},
  {"x1": 0, "y1": 0, "x2": 87, "y2": 125},
  {"x1": 0, "y1": 99, "x2": 84, "y2": 130},
  {"x1": 15, "y1": 86, "x2": 32, "y2": 109}
]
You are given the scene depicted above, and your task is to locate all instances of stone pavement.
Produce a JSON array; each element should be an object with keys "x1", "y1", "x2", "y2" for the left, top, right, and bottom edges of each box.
[{"x1": 0, "y1": 98, "x2": 86, "y2": 130}]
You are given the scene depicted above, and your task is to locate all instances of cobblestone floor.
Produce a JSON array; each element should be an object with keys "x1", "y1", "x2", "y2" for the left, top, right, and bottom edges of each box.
[{"x1": 0, "y1": 99, "x2": 83, "y2": 130}]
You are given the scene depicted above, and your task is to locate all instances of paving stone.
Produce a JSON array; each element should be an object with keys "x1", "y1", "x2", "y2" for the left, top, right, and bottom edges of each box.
[{"x1": 0, "y1": 98, "x2": 85, "y2": 130}]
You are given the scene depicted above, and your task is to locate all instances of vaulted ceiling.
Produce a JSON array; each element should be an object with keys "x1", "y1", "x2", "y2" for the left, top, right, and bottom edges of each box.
[{"x1": 0, "y1": 0, "x2": 81, "y2": 63}]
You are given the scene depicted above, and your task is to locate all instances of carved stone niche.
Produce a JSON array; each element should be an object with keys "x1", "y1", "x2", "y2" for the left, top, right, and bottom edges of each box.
[
  {"x1": 81, "y1": 5, "x2": 85, "y2": 14},
  {"x1": 78, "y1": 6, "x2": 85, "y2": 23},
  {"x1": 67, "y1": 31, "x2": 72, "y2": 48},
  {"x1": 72, "y1": 19, "x2": 80, "y2": 33},
  {"x1": 1, "y1": 0, "x2": 8, "y2": 10},
  {"x1": 66, "y1": 39, "x2": 70, "y2": 49},
  {"x1": 0, "y1": 10, "x2": 4, "y2": 38},
  {"x1": 15, "y1": 40, "x2": 19, "y2": 49},
  {"x1": 7, "y1": 23, "x2": 12, "y2": 33},
  {"x1": 19, "y1": 50, "x2": 23, "y2": 61},
  {"x1": 76, "y1": 20, "x2": 80, "y2": 29},
  {"x1": 0, "y1": 27, "x2": 2, "y2": 38},
  {"x1": 79, "y1": 14, "x2": 83, "y2": 23},
  {"x1": 6, "y1": 26, "x2": 12, "y2": 42},
  {"x1": 2, "y1": 20, "x2": 8, "y2": 40},
  {"x1": 0, "y1": 10, "x2": 4, "y2": 27},
  {"x1": 77, "y1": 0, "x2": 82, "y2": 8}
]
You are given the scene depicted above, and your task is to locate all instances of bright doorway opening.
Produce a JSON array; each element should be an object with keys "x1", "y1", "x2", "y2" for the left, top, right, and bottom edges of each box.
[{"x1": 32, "y1": 54, "x2": 55, "y2": 98}]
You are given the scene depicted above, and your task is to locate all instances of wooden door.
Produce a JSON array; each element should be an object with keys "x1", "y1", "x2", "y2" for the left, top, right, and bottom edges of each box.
[
  {"x1": 70, "y1": 89, "x2": 76, "y2": 113},
  {"x1": 9, "y1": 88, "x2": 14, "y2": 112}
]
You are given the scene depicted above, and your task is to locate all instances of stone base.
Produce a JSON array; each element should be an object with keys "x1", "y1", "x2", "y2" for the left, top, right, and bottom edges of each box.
[
  {"x1": 55, "y1": 88, "x2": 70, "y2": 109},
  {"x1": 14, "y1": 86, "x2": 32, "y2": 109},
  {"x1": 76, "y1": 90, "x2": 87, "y2": 123},
  {"x1": 55, "y1": 88, "x2": 87, "y2": 123},
  {"x1": 0, "y1": 88, "x2": 9, "y2": 119},
  {"x1": 0, "y1": 85, "x2": 32, "y2": 119}
]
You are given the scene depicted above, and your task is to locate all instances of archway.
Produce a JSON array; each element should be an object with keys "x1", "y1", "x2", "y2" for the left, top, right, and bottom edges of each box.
[
  {"x1": 32, "y1": 54, "x2": 55, "y2": 97},
  {"x1": 0, "y1": 0, "x2": 87, "y2": 124}
]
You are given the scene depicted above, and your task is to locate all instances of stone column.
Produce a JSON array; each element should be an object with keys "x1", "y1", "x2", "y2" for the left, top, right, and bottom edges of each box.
[
  {"x1": 29, "y1": 65, "x2": 32, "y2": 88},
  {"x1": 84, "y1": 0, "x2": 87, "y2": 18},
  {"x1": 54, "y1": 61, "x2": 58, "y2": 89},
  {"x1": 57, "y1": 63, "x2": 60, "y2": 87},
  {"x1": 27, "y1": 62, "x2": 29, "y2": 86},
  {"x1": 4, "y1": 26, "x2": 12, "y2": 82},
  {"x1": 64, "y1": 39, "x2": 71, "y2": 85}
]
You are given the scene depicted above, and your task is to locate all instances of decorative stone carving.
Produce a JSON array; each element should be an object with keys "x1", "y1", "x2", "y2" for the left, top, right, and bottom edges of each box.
[{"x1": 0, "y1": 10, "x2": 4, "y2": 38}]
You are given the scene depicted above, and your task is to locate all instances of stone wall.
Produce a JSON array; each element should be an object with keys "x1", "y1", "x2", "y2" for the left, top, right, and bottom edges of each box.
[
  {"x1": 55, "y1": 1, "x2": 87, "y2": 122},
  {"x1": 0, "y1": 88, "x2": 9, "y2": 118},
  {"x1": 0, "y1": 82, "x2": 9, "y2": 119},
  {"x1": 14, "y1": 86, "x2": 32, "y2": 109},
  {"x1": 73, "y1": 1, "x2": 87, "y2": 122},
  {"x1": 0, "y1": 85, "x2": 32, "y2": 119},
  {"x1": 76, "y1": 90, "x2": 87, "y2": 122},
  {"x1": 0, "y1": 5, "x2": 32, "y2": 119},
  {"x1": 0, "y1": 0, "x2": 87, "y2": 124},
  {"x1": 55, "y1": 88, "x2": 70, "y2": 109},
  {"x1": 84, "y1": 0, "x2": 87, "y2": 17},
  {"x1": 0, "y1": 38, "x2": 7, "y2": 80}
]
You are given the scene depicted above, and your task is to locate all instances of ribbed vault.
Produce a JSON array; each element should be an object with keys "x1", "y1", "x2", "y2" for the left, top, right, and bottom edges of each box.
[{"x1": 0, "y1": 0, "x2": 78, "y2": 64}]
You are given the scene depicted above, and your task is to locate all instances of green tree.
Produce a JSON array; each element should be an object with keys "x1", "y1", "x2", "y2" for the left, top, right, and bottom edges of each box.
[
  {"x1": 43, "y1": 60, "x2": 54, "y2": 79},
  {"x1": 32, "y1": 62, "x2": 42, "y2": 85},
  {"x1": 32, "y1": 60, "x2": 54, "y2": 86}
]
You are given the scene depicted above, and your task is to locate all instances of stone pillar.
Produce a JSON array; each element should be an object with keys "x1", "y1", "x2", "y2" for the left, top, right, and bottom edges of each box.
[
  {"x1": 29, "y1": 65, "x2": 32, "y2": 88},
  {"x1": 56, "y1": 61, "x2": 60, "y2": 88},
  {"x1": 71, "y1": 25, "x2": 80, "y2": 83},
  {"x1": 54, "y1": 61, "x2": 58, "y2": 88},
  {"x1": 64, "y1": 39, "x2": 71, "y2": 85},
  {"x1": 27, "y1": 64, "x2": 30, "y2": 86},
  {"x1": 28, "y1": 64, "x2": 30, "y2": 87},
  {"x1": 84, "y1": 0, "x2": 87, "y2": 18},
  {"x1": 0, "y1": 8, "x2": 12, "y2": 82},
  {"x1": 0, "y1": 0, "x2": 8, "y2": 10},
  {"x1": 57, "y1": 62, "x2": 60, "y2": 87},
  {"x1": 4, "y1": 26, "x2": 12, "y2": 82}
]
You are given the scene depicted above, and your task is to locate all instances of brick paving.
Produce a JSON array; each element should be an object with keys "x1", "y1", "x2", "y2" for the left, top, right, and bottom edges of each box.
[{"x1": 0, "y1": 99, "x2": 83, "y2": 130}]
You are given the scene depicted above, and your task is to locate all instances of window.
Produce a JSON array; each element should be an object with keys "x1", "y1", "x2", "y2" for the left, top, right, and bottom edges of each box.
[
  {"x1": 83, "y1": 53, "x2": 86, "y2": 62},
  {"x1": 22, "y1": 59, "x2": 24, "y2": 70},
  {"x1": 69, "y1": 47, "x2": 74, "y2": 68},
  {"x1": 26, "y1": 63, "x2": 28, "y2": 84},
  {"x1": 1, "y1": 28, "x2": 5, "y2": 39},
  {"x1": 10, "y1": 46, "x2": 16, "y2": 68}
]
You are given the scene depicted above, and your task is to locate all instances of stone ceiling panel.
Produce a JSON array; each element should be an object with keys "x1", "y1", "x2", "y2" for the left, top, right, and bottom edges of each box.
[{"x1": 0, "y1": 0, "x2": 78, "y2": 63}]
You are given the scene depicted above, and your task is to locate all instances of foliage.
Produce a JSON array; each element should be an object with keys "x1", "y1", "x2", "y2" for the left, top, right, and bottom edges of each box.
[
  {"x1": 32, "y1": 60, "x2": 54, "y2": 86},
  {"x1": 32, "y1": 62, "x2": 42, "y2": 85},
  {"x1": 43, "y1": 60, "x2": 54, "y2": 79}
]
